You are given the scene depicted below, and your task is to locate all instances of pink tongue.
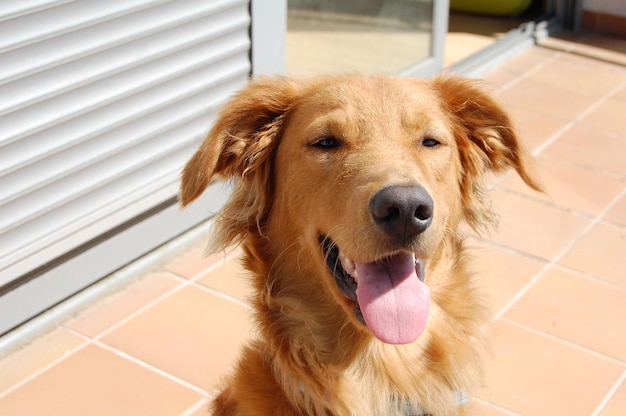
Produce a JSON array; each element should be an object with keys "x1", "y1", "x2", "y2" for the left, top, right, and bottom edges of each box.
[{"x1": 353, "y1": 253, "x2": 430, "y2": 344}]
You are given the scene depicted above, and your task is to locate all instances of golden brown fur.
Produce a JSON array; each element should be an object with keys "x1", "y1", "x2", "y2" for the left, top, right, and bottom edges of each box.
[{"x1": 180, "y1": 75, "x2": 542, "y2": 415}]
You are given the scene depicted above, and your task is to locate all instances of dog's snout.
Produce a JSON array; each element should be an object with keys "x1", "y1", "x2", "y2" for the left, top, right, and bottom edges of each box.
[{"x1": 370, "y1": 185, "x2": 434, "y2": 242}]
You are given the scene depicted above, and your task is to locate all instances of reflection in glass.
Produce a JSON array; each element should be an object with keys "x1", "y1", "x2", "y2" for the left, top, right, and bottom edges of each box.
[{"x1": 287, "y1": 0, "x2": 434, "y2": 76}]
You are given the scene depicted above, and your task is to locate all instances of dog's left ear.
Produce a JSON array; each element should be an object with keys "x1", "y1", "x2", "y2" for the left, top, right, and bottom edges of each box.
[
  {"x1": 180, "y1": 78, "x2": 298, "y2": 251},
  {"x1": 180, "y1": 77, "x2": 297, "y2": 207},
  {"x1": 432, "y1": 75, "x2": 544, "y2": 231}
]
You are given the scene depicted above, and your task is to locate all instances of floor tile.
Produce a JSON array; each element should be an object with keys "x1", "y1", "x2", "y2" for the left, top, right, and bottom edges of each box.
[
  {"x1": 0, "y1": 344, "x2": 201, "y2": 416},
  {"x1": 164, "y1": 244, "x2": 235, "y2": 279},
  {"x1": 504, "y1": 267, "x2": 626, "y2": 361},
  {"x1": 489, "y1": 188, "x2": 591, "y2": 261},
  {"x1": 498, "y1": 76, "x2": 594, "y2": 121},
  {"x1": 581, "y1": 96, "x2": 626, "y2": 138},
  {"x1": 100, "y1": 285, "x2": 252, "y2": 393},
  {"x1": 605, "y1": 193, "x2": 626, "y2": 227},
  {"x1": 600, "y1": 377, "x2": 626, "y2": 416},
  {"x1": 510, "y1": 109, "x2": 567, "y2": 152},
  {"x1": 0, "y1": 328, "x2": 85, "y2": 395},
  {"x1": 493, "y1": 46, "x2": 558, "y2": 78},
  {"x1": 559, "y1": 221, "x2": 626, "y2": 288},
  {"x1": 528, "y1": 53, "x2": 626, "y2": 98},
  {"x1": 64, "y1": 272, "x2": 181, "y2": 338},
  {"x1": 499, "y1": 155, "x2": 624, "y2": 216},
  {"x1": 469, "y1": 240, "x2": 546, "y2": 314},
  {"x1": 481, "y1": 66, "x2": 520, "y2": 90},
  {"x1": 543, "y1": 122, "x2": 626, "y2": 176},
  {"x1": 479, "y1": 321, "x2": 624, "y2": 416},
  {"x1": 612, "y1": 84, "x2": 626, "y2": 102},
  {"x1": 196, "y1": 254, "x2": 252, "y2": 303}
]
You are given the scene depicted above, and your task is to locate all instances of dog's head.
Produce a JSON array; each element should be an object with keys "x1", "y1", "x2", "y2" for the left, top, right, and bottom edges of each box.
[{"x1": 181, "y1": 75, "x2": 542, "y2": 344}]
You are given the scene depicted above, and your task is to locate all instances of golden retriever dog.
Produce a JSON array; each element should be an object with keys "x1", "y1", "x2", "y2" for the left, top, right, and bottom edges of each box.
[{"x1": 180, "y1": 75, "x2": 542, "y2": 415}]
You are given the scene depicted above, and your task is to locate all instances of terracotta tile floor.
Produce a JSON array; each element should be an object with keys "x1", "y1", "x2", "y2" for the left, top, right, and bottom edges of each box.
[{"x1": 1, "y1": 32, "x2": 626, "y2": 415}]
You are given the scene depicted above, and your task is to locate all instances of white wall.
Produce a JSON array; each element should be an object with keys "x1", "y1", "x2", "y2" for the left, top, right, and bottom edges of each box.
[{"x1": 583, "y1": 0, "x2": 626, "y2": 17}]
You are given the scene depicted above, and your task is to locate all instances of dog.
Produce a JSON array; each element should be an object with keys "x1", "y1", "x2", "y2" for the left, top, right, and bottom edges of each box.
[{"x1": 180, "y1": 75, "x2": 542, "y2": 415}]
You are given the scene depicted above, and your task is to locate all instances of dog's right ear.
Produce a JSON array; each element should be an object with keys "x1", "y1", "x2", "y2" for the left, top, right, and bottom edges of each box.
[{"x1": 180, "y1": 77, "x2": 297, "y2": 207}]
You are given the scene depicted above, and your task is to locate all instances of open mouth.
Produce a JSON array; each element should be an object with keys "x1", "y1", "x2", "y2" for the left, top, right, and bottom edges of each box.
[{"x1": 320, "y1": 236, "x2": 431, "y2": 345}]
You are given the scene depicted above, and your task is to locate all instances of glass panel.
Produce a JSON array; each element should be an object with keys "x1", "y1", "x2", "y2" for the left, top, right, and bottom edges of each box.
[{"x1": 287, "y1": 0, "x2": 434, "y2": 76}]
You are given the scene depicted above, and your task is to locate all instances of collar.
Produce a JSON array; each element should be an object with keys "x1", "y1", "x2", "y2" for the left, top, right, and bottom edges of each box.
[
  {"x1": 298, "y1": 384, "x2": 468, "y2": 415},
  {"x1": 402, "y1": 390, "x2": 469, "y2": 415}
]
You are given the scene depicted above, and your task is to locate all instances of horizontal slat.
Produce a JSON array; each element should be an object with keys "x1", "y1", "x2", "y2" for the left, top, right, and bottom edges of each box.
[
  {"x1": 0, "y1": 56, "x2": 250, "y2": 238},
  {"x1": 0, "y1": 4, "x2": 249, "y2": 114},
  {"x1": 0, "y1": 69, "x2": 249, "y2": 267},
  {"x1": 0, "y1": 0, "x2": 68, "y2": 20},
  {"x1": 0, "y1": 140, "x2": 216, "y2": 287},
  {"x1": 0, "y1": 29, "x2": 250, "y2": 148},
  {"x1": 0, "y1": 0, "x2": 247, "y2": 83},
  {"x1": 0, "y1": 0, "x2": 158, "y2": 51},
  {"x1": 0, "y1": 65, "x2": 247, "y2": 205},
  {"x1": 2, "y1": 115, "x2": 202, "y2": 237},
  {"x1": 0, "y1": 141, "x2": 216, "y2": 282},
  {"x1": 0, "y1": 28, "x2": 250, "y2": 172}
]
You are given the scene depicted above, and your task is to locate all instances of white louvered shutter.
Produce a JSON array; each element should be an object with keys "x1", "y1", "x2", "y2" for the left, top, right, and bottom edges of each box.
[{"x1": 0, "y1": 0, "x2": 255, "y2": 334}]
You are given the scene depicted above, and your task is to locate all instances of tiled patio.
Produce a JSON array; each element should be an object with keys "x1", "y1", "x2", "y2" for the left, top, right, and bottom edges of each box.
[{"x1": 0, "y1": 32, "x2": 625, "y2": 415}]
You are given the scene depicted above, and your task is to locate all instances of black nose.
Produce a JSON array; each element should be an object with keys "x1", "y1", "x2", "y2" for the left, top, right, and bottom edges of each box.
[{"x1": 369, "y1": 185, "x2": 434, "y2": 243}]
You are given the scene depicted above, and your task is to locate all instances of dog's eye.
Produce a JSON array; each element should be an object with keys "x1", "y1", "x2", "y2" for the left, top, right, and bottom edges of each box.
[
  {"x1": 422, "y1": 137, "x2": 441, "y2": 147},
  {"x1": 313, "y1": 137, "x2": 341, "y2": 149}
]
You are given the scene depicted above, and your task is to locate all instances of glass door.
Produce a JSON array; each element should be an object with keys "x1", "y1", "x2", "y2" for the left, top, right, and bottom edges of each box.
[{"x1": 286, "y1": 0, "x2": 449, "y2": 77}]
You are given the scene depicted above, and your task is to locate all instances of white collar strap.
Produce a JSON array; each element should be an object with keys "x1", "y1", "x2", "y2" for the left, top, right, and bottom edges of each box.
[
  {"x1": 402, "y1": 390, "x2": 469, "y2": 415},
  {"x1": 297, "y1": 384, "x2": 468, "y2": 415}
]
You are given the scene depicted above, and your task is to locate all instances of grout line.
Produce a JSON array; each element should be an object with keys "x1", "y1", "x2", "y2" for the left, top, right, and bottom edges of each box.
[
  {"x1": 499, "y1": 318, "x2": 626, "y2": 367},
  {"x1": 552, "y1": 262, "x2": 626, "y2": 293},
  {"x1": 591, "y1": 368, "x2": 626, "y2": 416},
  {"x1": 188, "y1": 247, "x2": 242, "y2": 282},
  {"x1": 472, "y1": 397, "x2": 521, "y2": 416},
  {"x1": 534, "y1": 152, "x2": 626, "y2": 181},
  {"x1": 599, "y1": 189, "x2": 626, "y2": 223},
  {"x1": 166, "y1": 246, "x2": 241, "y2": 282},
  {"x1": 4, "y1": 279, "x2": 227, "y2": 402},
  {"x1": 190, "y1": 280, "x2": 250, "y2": 309},
  {"x1": 530, "y1": 78, "x2": 626, "y2": 157},
  {"x1": 87, "y1": 245, "x2": 246, "y2": 340},
  {"x1": 63, "y1": 325, "x2": 96, "y2": 342},
  {"x1": 179, "y1": 397, "x2": 210, "y2": 416},
  {"x1": 86, "y1": 250, "x2": 243, "y2": 341},
  {"x1": 86, "y1": 252, "x2": 249, "y2": 341},
  {"x1": 93, "y1": 340, "x2": 210, "y2": 397},
  {"x1": 0, "y1": 340, "x2": 91, "y2": 400},
  {"x1": 468, "y1": 236, "x2": 550, "y2": 265},
  {"x1": 494, "y1": 184, "x2": 596, "y2": 219},
  {"x1": 494, "y1": 187, "x2": 626, "y2": 320},
  {"x1": 485, "y1": 66, "x2": 626, "y2": 324},
  {"x1": 88, "y1": 277, "x2": 191, "y2": 341},
  {"x1": 495, "y1": 48, "x2": 564, "y2": 93},
  {"x1": 0, "y1": 236, "x2": 245, "y2": 403},
  {"x1": 0, "y1": 219, "x2": 218, "y2": 358}
]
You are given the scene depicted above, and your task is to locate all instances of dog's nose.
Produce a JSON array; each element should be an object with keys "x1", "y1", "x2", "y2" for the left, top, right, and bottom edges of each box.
[{"x1": 369, "y1": 185, "x2": 434, "y2": 242}]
